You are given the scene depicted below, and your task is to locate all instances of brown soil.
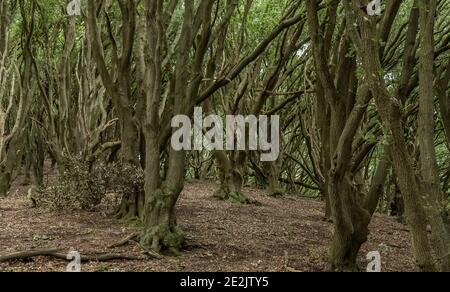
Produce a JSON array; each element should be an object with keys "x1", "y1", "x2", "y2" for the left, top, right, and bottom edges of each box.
[{"x1": 0, "y1": 180, "x2": 415, "y2": 272}]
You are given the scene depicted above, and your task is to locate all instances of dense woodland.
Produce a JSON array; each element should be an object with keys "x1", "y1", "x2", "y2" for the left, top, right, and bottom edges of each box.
[{"x1": 0, "y1": 0, "x2": 449, "y2": 272}]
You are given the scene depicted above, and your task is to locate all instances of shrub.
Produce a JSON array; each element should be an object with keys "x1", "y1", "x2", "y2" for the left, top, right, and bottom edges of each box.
[
  {"x1": 36, "y1": 158, "x2": 144, "y2": 212},
  {"x1": 37, "y1": 157, "x2": 106, "y2": 211}
]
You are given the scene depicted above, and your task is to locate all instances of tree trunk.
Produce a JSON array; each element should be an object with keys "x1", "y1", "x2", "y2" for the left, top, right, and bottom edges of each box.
[
  {"x1": 365, "y1": 148, "x2": 390, "y2": 216},
  {"x1": 265, "y1": 156, "x2": 285, "y2": 197},
  {"x1": 31, "y1": 126, "x2": 45, "y2": 187},
  {"x1": 0, "y1": 4, "x2": 33, "y2": 198},
  {"x1": 329, "y1": 173, "x2": 370, "y2": 271},
  {"x1": 140, "y1": 146, "x2": 186, "y2": 252},
  {"x1": 350, "y1": 11, "x2": 436, "y2": 271},
  {"x1": 213, "y1": 151, "x2": 251, "y2": 204},
  {"x1": 390, "y1": 181, "x2": 405, "y2": 220},
  {"x1": 417, "y1": 0, "x2": 450, "y2": 271},
  {"x1": 140, "y1": 187, "x2": 184, "y2": 253},
  {"x1": 115, "y1": 190, "x2": 144, "y2": 221},
  {"x1": 87, "y1": 0, "x2": 142, "y2": 220},
  {"x1": 0, "y1": 169, "x2": 11, "y2": 197}
]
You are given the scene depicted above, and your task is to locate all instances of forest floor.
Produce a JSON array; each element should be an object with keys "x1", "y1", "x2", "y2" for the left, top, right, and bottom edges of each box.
[{"x1": 0, "y1": 179, "x2": 416, "y2": 272}]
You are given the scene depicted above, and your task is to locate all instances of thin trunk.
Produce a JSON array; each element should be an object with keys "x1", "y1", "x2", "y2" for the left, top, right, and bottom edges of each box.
[{"x1": 365, "y1": 147, "x2": 390, "y2": 217}]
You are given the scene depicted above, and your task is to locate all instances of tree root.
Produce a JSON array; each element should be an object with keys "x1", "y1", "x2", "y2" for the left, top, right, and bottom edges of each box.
[
  {"x1": 139, "y1": 225, "x2": 185, "y2": 254},
  {"x1": 0, "y1": 248, "x2": 145, "y2": 263},
  {"x1": 213, "y1": 189, "x2": 255, "y2": 204},
  {"x1": 268, "y1": 188, "x2": 284, "y2": 198},
  {"x1": 108, "y1": 233, "x2": 139, "y2": 249},
  {"x1": 108, "y1": 233, "x2": 164, "y2": 259}
]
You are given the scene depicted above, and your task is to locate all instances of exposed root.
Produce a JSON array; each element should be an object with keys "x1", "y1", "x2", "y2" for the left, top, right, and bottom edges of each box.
[
  {"x1": 139, "y1": 224, "x2": 185, "y2": 254},
  {"x1": 213, "y1": 189, "x2": 253, "y2": 204},
  {"x1": 108, "y1": 233, "x2": 139, "y2": 249},
  {"x1": 115, "y1": 192, "x2": 142, "y2": 222},
  {"x1": 268, "y1": 188, "x2": 284, "y2": 198}
]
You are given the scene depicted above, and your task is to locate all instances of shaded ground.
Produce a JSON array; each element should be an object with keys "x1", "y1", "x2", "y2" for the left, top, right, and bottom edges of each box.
[{"x1": 0, "y1": 180, "x2": 415, "y2": 272}]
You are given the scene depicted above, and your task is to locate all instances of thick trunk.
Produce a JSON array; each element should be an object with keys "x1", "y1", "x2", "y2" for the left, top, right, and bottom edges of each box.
[
  {"x1": 87, "y1": 0, "x2": 141, "y2": 219},
  {"x1": 373, "y1": 81, "x2": 435, "y2": 272},
  {"x1": 329, "y1": 173, "x2": 370, "y2": 271},
  {"x1": 22, "y1": 155, "x2": 31, "y2": 186},
  {"x1": 115, "y1": 190, "x2": 145, "y2": 221},
  {"x1": 29, "y1": 122, "x2": 45, "y2": 186},
  {"x1": 141, "y1": 144, "x2": 186, "y2": 252},
  {"x1": 118, "y1": 103, "x2": 140, "y2": 165},
  {"x1": 140, "y1": 188, "x2": 184, "y2": 253},
  {"x1": 31, "y1": 141, "x2": 45, "y2": 187},
  {"x1": 113, "y1": 85, "x2": 141, "y2": 221},
  {"x1": 213, "y1": 151, "x2": 251, "y2": 204},
  {"x1": 317, "y1": 88, "x2": 332, "y2": 221},
  {"x1": 324, "y1": 191, "x2": 332, "y2": 221},
  {"x1": 0, "y1": 48, "x2": 32, "y2": 198},
  {"x1": 267, "y1": 174, "x2": 283, "y2": 198},
  {"x1": 214, "y1": 169, "x2": 250, "y2": 204}
]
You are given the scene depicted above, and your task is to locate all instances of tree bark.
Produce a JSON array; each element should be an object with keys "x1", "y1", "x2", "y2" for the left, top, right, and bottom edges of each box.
[
  {"x1": 344, "y1": 2, "x2": 436, "y2": 271},
  {"x1": 0, "y1": 2, "x2": 34, "y2": 197},
  {"x1": 87, "y1": 0, "x2": 142, "y2": 220},
  {"x1": 417, "y1": 0, "x2": 450, "y2": 271},
  {"x1": 306, "y1": 0, "x2": 372, "y2": 271},
  {"x1": 365, "y1": 148, "x2": 390, "y2": 217}
]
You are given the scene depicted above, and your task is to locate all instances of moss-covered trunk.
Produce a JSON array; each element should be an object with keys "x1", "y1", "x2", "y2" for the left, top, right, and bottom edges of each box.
[
  {"x1": 140, "y1": 188, "x2": 184, "y2": 253},
  {"x1": 141, "y1": 145, "x2": 186, "y2": 252},
  {"x1": 214, "y1": 168, "x2": 250, "y2": 203},
  {"x1": 213, "y1": 151, "x2": 251, "y2": 204},
  {"x1": 328, "y1": 173, "x2": 370, "y2": 271}
]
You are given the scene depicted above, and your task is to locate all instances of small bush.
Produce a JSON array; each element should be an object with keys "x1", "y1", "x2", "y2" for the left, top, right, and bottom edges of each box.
[
  {"x1": 102, "y1": 162, "x2": 144, "y2": 198},
  {"x1": 37, "y1": 157, "x2": 106, "y2": 211},
  {"x1": 36, "y1": 158, "x2": 144, "y2": 212}
]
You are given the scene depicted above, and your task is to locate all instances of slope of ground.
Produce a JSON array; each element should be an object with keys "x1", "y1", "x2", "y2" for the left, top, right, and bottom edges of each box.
[{"x1": 0, "y1": 180, "x2": 415, "y2": 272}]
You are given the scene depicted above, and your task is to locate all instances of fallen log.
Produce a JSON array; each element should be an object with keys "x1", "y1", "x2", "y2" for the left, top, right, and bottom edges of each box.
[{"x1": 0, "y1": 248, "x2": 144, "y2": 263}]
